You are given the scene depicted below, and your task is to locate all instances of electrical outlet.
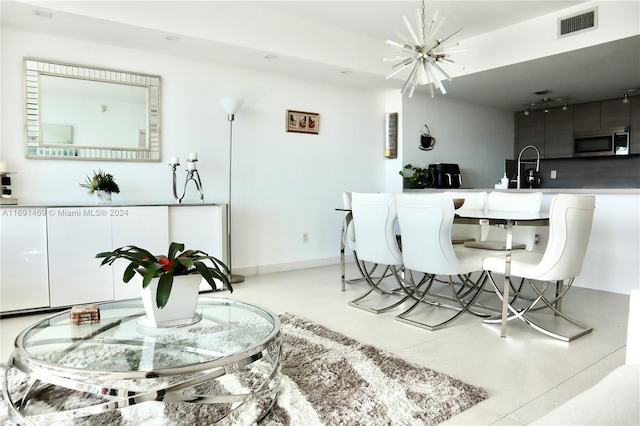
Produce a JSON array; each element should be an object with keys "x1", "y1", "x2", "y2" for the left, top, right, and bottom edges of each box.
[
  {"x1": 303, "y1": 232, "x2": 309, "y2": 244},
  {"x1": 550, "y1": 170, "x2": 557, "y2": 179}
]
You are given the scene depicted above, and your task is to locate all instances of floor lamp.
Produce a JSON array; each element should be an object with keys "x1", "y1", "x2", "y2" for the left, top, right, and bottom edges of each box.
[{"x1": 219, "y1": 97, "x2": 244, "y2": 283}]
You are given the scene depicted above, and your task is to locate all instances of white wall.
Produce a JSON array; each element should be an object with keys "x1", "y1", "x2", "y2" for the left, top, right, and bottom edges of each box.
[
  {"x1": 0, "y1": 27, "x2": 514, "y2": 276},
  {"x1": 459, "y1": 0, "x2": 640, "y2": 78},
  {"x1": 1, "y1": 28, "x2": 388, "y2": 275},
  {"x1": 400, "y1": 93, "x2": 514, "y2": 188}
]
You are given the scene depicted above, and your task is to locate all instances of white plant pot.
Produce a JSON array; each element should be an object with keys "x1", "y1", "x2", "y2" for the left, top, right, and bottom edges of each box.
[
  {"x1": 139, "y1": 273, "x2": 202, "y2": 327},
  {"x1": 94, "y1": 190, "x2": 112, "y2": 204}
]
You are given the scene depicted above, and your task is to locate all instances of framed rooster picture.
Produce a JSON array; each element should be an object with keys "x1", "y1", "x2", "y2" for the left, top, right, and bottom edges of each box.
[{"x1": 286, "y1": 110, "x2": 319, "y2": 134}]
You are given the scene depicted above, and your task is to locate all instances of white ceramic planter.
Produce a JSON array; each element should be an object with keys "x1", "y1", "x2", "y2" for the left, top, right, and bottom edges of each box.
[
  {"x1": 94, "y1": 190, "x2": 112, "y2": 204},
  {"x1": 140, "y1": 274, "x2": 201, "y2": 327}
]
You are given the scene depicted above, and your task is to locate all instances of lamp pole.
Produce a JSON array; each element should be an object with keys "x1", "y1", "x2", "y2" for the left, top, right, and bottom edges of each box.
[{"x1": 219, "y1": 97, "x2": 244, "y2": 283}]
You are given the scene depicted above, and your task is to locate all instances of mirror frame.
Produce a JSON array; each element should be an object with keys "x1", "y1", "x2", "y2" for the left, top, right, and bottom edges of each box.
[{"x1": 24, "y1": 58, "x2": 161, "y2": 162}]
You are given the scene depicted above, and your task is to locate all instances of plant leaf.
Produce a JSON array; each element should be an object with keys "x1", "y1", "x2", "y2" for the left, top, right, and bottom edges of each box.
[
  {"x1": 167, "y1": 242, "x2": 185, "y2": 260},
  {"x1": 142, "y1": 263, "x2": 163, "y2": 288},
  {"x1": 123, "y1": 264, "x2": 137, "y2": 283},
  {"x1": 176, "y1": 257, "x2": 194, "y2": 271},
  {"x1": 156, "y1": 274, "x2": 173, "y2": 309}
]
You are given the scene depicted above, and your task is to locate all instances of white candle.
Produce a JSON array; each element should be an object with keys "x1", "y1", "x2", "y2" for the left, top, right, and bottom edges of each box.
[
  {"x1": 189, "y1": 152, "x2": 197, "y2": 161},
  {"x1": 0, "y1": 162, "x2": 7, "y2": 173},
  {"x1": 188, "y1": 161, "x2": 197, "y2": 171},
  {"x1": 170, "y1": 156, "x2": 179, "y2": 165}
]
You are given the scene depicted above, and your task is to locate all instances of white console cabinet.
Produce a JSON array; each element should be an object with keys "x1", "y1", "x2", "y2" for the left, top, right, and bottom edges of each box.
[
  {"x1": 169, "y1": 205, "x2": 227, "y2": 292},
  {"x1": 0, "y1": 203, "x2": 225, "y2": 314},
  {"x1": 0, "y1": 208, "x2": 49, "y2": 312},
  {"x1": 47, "y1": 207, "x2": 114, "y2": 307},
  {"x1": 111, "y1": 206, "x2": 169, "y2": 301}
]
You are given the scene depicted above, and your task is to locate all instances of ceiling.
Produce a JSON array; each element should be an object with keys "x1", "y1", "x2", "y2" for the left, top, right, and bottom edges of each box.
[{"x1": 2, "y1": 0, "x2": 639, "y2": 111}]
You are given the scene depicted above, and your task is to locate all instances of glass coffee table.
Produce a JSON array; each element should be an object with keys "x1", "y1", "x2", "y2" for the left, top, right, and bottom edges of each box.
[{"x1": 2, "y1": 297, "x2": 282, "y2": 425}]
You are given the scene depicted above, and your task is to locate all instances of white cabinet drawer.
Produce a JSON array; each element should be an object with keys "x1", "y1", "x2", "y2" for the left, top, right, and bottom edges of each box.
[
  {"x1": 0, "y1": 208, "x2": 49, "y2": 312},
  {"x1": 47, "y1": 207, "x2": 113, "y2": 307}
]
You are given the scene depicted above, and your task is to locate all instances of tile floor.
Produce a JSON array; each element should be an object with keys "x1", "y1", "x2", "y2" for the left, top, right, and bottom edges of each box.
[{"x1": 0, "y1": 263, "x2": 630, "y2": 425}]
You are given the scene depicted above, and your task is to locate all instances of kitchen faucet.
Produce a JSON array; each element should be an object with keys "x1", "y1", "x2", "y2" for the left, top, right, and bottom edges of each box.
[{"x1": 516, "y1": 145, "x2": 540, "y2": 190}]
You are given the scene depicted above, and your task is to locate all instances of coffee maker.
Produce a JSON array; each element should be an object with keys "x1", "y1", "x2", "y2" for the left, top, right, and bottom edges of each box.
[
  {"x1": 505, "y1": 160, "x2": 541, "y2": 188},
  {"x1": 525, "y1": 168, "x2": 541, "y2": 188}
]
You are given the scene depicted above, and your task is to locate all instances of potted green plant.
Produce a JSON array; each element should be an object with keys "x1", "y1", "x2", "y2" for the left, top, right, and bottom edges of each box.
[
  {"x1": 399, "y1": 164, "x2": 432, "y2": 188},
  {"x1": 80, "y1": 169, "x2": 120, "y2": 204},
  {"x1": 96, "y1": 242, "x2": 232, "y2": 326}
]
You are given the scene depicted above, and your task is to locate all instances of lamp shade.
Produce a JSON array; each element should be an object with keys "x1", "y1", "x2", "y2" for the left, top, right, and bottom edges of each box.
[{"x1": 219, "y1": 97, "x2": 244, "y2": 115}]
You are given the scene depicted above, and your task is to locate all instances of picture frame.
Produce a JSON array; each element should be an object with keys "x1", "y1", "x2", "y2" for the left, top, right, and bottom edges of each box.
[{"x1": 286, "y1": 110, "x2": 319, "y2": 134}]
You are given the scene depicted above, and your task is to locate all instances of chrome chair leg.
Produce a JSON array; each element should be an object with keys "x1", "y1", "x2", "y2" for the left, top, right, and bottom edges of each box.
[
  {"x1": 484, "y1": 273, "x2": 592, "y2": 341},
  {"x1": 348, "y1": 265, "x2": 414, "y2": 314},
  {"x1": 395, "y1": 272, "x2": 489, "y2": 330},
  {"x1": 342, "y1": 252, "x2": 394, "y2": 291}
]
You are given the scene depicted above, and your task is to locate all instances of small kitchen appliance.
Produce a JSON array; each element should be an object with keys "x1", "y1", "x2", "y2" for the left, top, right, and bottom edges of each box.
[
  {"x1": 428, "y1": 163, "x2": 463, "y2": 188},
  {"x1": 574, "y1": 127, "x2": 629, "y2": 157},
  {"x1": 525, "y1": 168, "x2": 541, "y2": 188}
]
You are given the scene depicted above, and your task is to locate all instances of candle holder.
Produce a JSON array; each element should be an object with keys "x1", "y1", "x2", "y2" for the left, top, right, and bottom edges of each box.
[{"x1": 169, "y1": 158, "x2": 204, "y2": 203}]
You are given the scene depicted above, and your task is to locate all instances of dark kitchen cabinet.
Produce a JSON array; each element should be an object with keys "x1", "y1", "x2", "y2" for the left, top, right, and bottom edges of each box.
[
  {"x1": 515, "y1": 110, "x2": 545, "y2": 159},
  {"x1": 544, "y1": 106, "x2": 574, "y2": 158},
  {"x1": 601, "y1": 99, "x2": 631, "y2": 128},
  {"x1": 515, "y1": 97, "x2": 638, "y2": 158},
  {"x1": 574, "y1": 103, "x2": 600, "y2": 131},
  {"x1": 631, "y1": 96, "x2": 640, "y2": 154}
]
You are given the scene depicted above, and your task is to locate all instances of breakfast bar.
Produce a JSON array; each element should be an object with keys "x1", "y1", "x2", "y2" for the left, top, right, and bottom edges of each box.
[{"x1": 405, "y1": 188, "x2": 640, "y2": 296}]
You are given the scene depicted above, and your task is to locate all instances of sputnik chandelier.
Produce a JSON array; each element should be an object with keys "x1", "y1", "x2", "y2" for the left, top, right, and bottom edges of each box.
[{"x1": 384, "y1": 0, "x2": 466, "y2": 98}]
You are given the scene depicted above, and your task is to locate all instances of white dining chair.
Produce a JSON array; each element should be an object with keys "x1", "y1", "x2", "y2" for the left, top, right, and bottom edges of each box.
[
  {"x1": 444, "y1": 191, "x2": 487, "y2": 244},
  {"x1": 341, "y1": 191, "x2": 393, "y2": 291},
  {"x1": 465, "y1": 191, "x2": 542, "y2": 251},
  {"x1": 348, "y1": 192, "x2": 408, "y2": 313},
  {"x1": 340, "y1": 191, "x2": 360, "y2": 288},
  {"x1": 395, "y1": 193, "x2": 489, "y2": 330},
  {"x1": 482, "y1": 194, "x2": 596, "y2": 341}
]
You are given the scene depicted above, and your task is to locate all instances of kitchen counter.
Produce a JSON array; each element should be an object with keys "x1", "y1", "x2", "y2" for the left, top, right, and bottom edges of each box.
[
  {"x1": 404, "y1": 189, "x2": 639, "y2": 296},
  {"x1": 405, "y1": 188, "x2": 640, "y2": 194}
]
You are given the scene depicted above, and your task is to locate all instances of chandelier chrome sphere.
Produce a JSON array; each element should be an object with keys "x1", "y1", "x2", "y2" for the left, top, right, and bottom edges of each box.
[{"x1": 384, "y1": 1, "x2": 466, "y2": 98}]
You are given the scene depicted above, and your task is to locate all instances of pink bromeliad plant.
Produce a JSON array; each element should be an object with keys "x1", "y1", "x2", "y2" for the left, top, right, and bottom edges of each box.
[{"x1": 96, "y1": 242, "x2": 231, "y2": 308}]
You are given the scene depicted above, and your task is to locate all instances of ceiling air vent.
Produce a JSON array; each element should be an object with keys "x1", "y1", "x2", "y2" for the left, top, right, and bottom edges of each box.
[{"x1": 559, "y1": 7, "x2": 597, "y2": 37}]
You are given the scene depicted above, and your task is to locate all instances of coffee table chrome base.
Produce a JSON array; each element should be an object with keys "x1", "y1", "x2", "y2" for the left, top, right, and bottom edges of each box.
[
  {"x1": 2, "y1": 298, "x2": 282, "y2": 425},
  {"x1": 3, "y1": 337, "x2": 282, "y2": 425}
]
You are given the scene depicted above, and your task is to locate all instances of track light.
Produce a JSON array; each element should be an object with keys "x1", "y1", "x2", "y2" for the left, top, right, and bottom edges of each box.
[{"x1": 522, "y1": 94, "x2": 569, "y2": 115}]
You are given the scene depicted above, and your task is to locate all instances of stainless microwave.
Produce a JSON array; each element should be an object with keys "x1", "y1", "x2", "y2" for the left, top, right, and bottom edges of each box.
[{"x1": 574, "y1": 127, "x2": 630, "y2": 157}]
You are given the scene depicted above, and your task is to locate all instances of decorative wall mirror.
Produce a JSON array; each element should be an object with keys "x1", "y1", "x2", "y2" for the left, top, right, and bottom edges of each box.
[{"x1": 24, "y1": 58, "x2": 161, "y2": 162}]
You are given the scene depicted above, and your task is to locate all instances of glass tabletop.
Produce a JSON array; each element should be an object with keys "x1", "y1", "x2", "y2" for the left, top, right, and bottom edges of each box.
[{"x1": 13, "y1": 297, "x2": 280, "y2": 377}]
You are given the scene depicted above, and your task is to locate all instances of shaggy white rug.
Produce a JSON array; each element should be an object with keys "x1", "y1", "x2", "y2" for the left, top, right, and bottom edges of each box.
[{"x1": 0, "y1": 313, "x2": 487, "y2": 425}]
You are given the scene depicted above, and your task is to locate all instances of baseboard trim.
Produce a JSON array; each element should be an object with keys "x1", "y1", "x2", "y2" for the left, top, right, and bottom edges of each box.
[{"x1": 233, "y1": 256, "x2": 352, "y2": 277}]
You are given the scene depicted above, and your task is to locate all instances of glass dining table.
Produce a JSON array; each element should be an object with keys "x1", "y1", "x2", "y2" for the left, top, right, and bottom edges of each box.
[{"x1": 454, "y1": 209, "x2": 550, "y2": 337}]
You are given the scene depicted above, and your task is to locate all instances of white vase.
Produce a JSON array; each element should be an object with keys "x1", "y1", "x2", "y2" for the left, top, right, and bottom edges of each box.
[
  {"x1": 139, "y1": 274, "x2": 202, "y2": 327},
  {"x1": 94, "y1": 190, "x2": 112, "y2": 204}
]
